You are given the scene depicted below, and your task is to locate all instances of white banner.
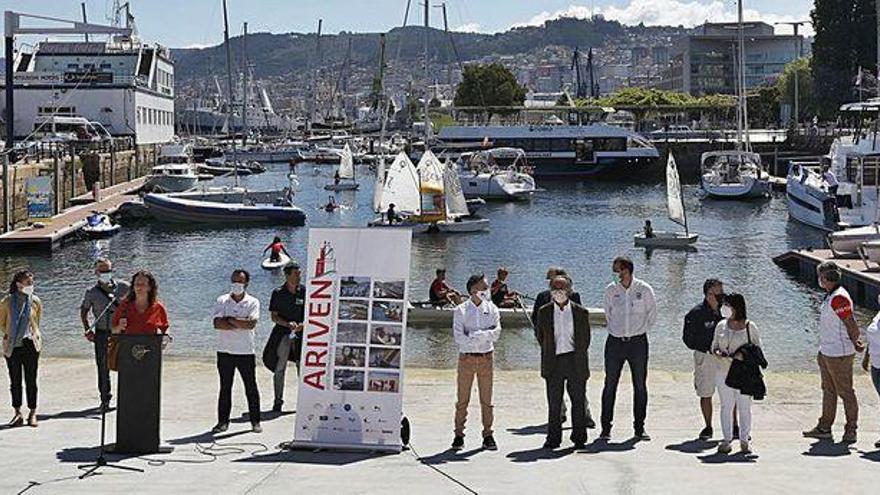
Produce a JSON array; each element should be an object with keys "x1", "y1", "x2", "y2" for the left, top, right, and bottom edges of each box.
[{"x1": 293, "y1": 227, "x2": 412, "y2": 452}]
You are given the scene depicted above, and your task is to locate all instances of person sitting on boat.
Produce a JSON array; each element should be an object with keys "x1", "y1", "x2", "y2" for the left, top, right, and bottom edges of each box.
[
  {"x1": 490, "y1": 267, "x2": 521, "y2": 309},
  {"x1": 324, "y1": 196, "x2": 338, "y2": 212},
  {"x1": 263, "y1": 236, "x2": 290, "y2": 263},
  {"x1": 644, "y1": 220, "x2": 655, "y2": 239},
  {"x1": 334, "y1": 170, "x2": 341, "y2": 186},
  {"x1": 429, "y1": 269, "x2": 463, "y2": 307},
  {"x1": 386, "y1": 203, "x2": 400, "y2": 225},
  {"x1": 821, "y1": 164, "x2": 839, "y2": 197}
]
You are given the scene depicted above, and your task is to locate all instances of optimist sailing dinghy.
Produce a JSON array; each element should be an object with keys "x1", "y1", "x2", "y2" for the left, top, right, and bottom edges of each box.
[{"x1": 634, "y1": 153, "x2": 698, "y2": 248}]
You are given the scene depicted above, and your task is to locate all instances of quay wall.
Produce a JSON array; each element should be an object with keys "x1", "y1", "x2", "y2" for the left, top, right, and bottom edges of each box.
[{"x1": 1, "y1": 144, "x2": 159, "y2": 232}]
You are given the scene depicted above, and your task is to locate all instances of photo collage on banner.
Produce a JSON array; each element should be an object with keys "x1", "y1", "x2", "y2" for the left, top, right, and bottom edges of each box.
[
  {"x1": 333, "y1": 276, "x2": 405, "y2": 395},
  {"x1": 294, "y1": 228, "x2": 412, "y2": 452}
]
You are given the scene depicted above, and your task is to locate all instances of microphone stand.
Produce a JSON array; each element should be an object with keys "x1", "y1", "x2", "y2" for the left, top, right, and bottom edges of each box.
[{"x1": 78, "y1": 293, "x2": 144, "y2": 479}]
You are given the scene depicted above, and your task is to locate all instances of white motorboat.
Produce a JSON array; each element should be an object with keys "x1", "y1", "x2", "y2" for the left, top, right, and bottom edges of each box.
[
  {"x1": 146, "y1": 144, "x2": 200, "y2": 192},
  {"x1": 457, "y1": 148, "x2": 537, "y2": 200},
  {"x1": 324, "y1": 144, "x2": 360, "y2": 191},
  {"x1": 635, "y1": 154, "x2": 698, "y2": 248},
  {"x1": 82, "y1": 213, "x2": 121, "y2": 238},
  {"x1": 699, "y1": 1, "x2": 770, "y2": 201},
  {"x1": 785, "y1": 162, "x2": 840, "y2": 231},
  {"x1": 700, "y1": 150, "x2": 770, "y2": 199},
  {"x1": 828, "y1": 224, "x2": 880, "y2": 255}
]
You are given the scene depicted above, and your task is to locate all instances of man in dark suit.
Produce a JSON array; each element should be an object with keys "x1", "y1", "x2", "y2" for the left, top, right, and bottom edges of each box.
[
  {"x1": 536, "y1": 276, "x2": 592, "y2": 449},
  {"x1": 531, "y1": 267, "x2": 593, "y2": 428}
]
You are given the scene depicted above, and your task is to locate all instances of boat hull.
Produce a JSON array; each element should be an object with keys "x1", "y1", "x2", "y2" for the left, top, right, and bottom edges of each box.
[
  {"x1": 145, "y1": 175, "x2": 198, "y2": 193},
  {"x1": 324, "y1": 183, "x2": 360, "y2": 191},
  {"x1": 143, "y1": 194, "x2": 306, "y2": 225},
  {"x1": 633, "y1": 232, "x2": 698, "y2": 248},
  {"x1": 828, "y1": 226, "x2": 880, "y2": 254},
  {"x1": 786, "y1": 166, "x2": 839, "y2": 231},
  {"x1": 701, "y1": 175, "x2": 770, "y2": 199}
]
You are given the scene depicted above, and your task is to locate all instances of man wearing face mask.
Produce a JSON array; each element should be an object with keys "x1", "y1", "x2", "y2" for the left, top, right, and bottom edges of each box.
[
  {"x1": 803, "y1": 261, "x2": 864, "y2": 444},
  {"x1": 601, "y1": 256, "x2": 657, "y2": 441},
  {"x1": 80, "y1": 258, "x2": 130, "y2": 411},
  {"x1": 212, "y1": 269, "x2": 262, "y2": 434},
  {"x1": 451, "y1": 273, "x2": 501, "y2": 451},
  {"x1": 536, "y1": 276, "x2": 592, "y2": 449},
  {"x1": 682, "y1": 279, "x2": 725, "y2": 440}
]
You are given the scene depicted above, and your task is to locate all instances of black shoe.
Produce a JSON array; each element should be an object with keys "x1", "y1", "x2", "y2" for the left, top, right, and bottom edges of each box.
[
  {"x1": 543, "y1": 439, "x2": 561, "y2": 449},
  {"x1": 698, "y1": 426, "x2": 713, "y2": 440},
  {"x1": 586, "y1": 417, "x2": 596, "y2": 429},
  {"x1": 252, "y1": 423, "x2": 263, "y2": 434},
  {"x1": 272, "y1": 400, "x2": 283, "y2": 413},
  {"x1": 482, "y1": 435, "x2": 498, "y2": 451},
  {"x1": 599, "y1": 428, "x2": 611, "y2": 440},
  {"x1": 451, "y1": 435, "x2": 464, "y2": 450},
  {"x1": 732, "y1": 425, "x2": 740, "y2": 440},
  {"x1": 211, "y1": 422, "x2": 229, "y2": 434},
  {"x1": 573, "y1": 441, "x2": 586, "y2": 450},
  {"x1": 635, "y1": 429, "x2": 651, "y2": 441}
]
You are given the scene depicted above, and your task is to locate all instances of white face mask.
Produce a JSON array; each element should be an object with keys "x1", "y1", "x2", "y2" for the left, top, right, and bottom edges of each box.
[
  {"x1": 98, "y1": 272, "x2": 113, "y2": 284},
  {"x1": 478, "y1": 289, "x2": 491, "y2": 302},
  {"x1": 551, "y1": 290, "x2": 568, "y2": 304},
  {"x1": 721, "y1": 305, "x2": 733, "y2": 319},
  {"x1": 231, "y1": 283, "x2": 246, "y2": 296},
  {"x1": 19, "y1": 285, "x2": 34, "y2": 297}
]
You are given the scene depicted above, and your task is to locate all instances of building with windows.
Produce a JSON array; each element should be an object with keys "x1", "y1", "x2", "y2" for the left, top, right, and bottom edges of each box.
[
  {"x1": 658, "y1": 22, "x2": 804, "y2": 95},
  {"x1": 1, "y1": 17, "x2": 174, "y2": 145}
]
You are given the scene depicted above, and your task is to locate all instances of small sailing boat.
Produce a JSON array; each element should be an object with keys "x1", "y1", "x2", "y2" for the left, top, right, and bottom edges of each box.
[
  {"x1": 435, "y1": 160, "x2": 489, "y2": 233},
  {"x1": 635, "y1": 153, "x2": 698, "y2": 248},
  {"x1": 324, "y1": 144, "x2": 359, "y2": 191}
]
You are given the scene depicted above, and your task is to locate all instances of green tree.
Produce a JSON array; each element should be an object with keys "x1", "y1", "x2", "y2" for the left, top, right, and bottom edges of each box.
[
  {"x1": 453, "y1": 63, "x2": 526, "y2": 122},
  {"x1": 811, "y1": 0, "x2": 877, "y2": 117},
  {"x1": 747, "y1": 85, "x2": 781, "y2": 128},
  {"x1": 776, "y1": 57, "x2": 815, "y2": 124}
]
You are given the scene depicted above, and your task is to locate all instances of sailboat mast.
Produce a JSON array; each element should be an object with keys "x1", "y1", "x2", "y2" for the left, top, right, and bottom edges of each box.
[
  {"x1": 222, "y1": 0, "x2": 237, "y2": 175},
  {"x1": 737, "y1": 0, "x2": 750, "y2": 152},
  {"x1": 423, "y1": 0, "x2": 431, "y2": 144},
  {"x1": 242, "y1": 21, "x2": 248, "y2": 148}
]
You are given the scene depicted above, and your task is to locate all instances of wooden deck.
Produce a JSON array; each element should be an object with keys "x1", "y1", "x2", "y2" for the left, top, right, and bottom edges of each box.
[
  {"x1": 0, "y1": 177, "x2": 145, "y2": 252},
  {"x1": 774, "y1": 248, "x2": 880, "y2": 308}
]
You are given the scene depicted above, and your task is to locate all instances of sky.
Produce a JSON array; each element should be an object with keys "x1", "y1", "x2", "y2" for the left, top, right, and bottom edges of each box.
[{"x1": 3, "y1": 0, "x2": 816, "y2": 48}]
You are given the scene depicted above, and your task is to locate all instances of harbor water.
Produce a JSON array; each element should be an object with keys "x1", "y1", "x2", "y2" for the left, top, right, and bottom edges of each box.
[{"x1": 1, "y1": 162, "x2": 863, "y2": 372}]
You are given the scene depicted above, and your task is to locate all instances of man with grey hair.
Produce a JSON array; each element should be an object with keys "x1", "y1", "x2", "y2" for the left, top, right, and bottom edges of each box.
[
  {"x1": 80, "y1": 257, "x2": 130, "y2": 411},
  {"x1": 536, "y1": 275, "x2": 592, "y2": 449},
  {"x1": 803, "y1": 261, "x2": 864, "y2": 444}
]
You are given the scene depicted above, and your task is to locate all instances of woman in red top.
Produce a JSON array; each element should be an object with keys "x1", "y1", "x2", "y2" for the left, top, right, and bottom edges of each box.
[{"x1": 112, "y1": 270, "x2": 169, "y2": 335}]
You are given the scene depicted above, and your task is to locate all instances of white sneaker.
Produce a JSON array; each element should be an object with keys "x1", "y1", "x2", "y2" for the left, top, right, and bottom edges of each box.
[
  {"x1": 740, "y1": 440, "x2": 752, "y2": 454},
  {"x1": 717, "y1": 441, "x2": 732, "y2": 454}
]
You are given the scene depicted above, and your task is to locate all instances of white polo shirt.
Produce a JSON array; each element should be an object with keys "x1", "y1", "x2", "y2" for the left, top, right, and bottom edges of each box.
[
  {"x1": 866, "y1": 312, "x2": 880, "y2": 366},
  {"x1": 603, "y1": 277, "x2": 657, "y2": 338},
  {"x1": 818, "y1": 286, "x2": 856, "y2": 358},
  {"x1": 452, "y1": 298, "x2": 501, "y2": 354},
  {"x1": 213, "y1": 292, "x2": 260, "y2": 355},
  {"x1": 554, "y1": 302, "x2": 575, "y2": 355}
]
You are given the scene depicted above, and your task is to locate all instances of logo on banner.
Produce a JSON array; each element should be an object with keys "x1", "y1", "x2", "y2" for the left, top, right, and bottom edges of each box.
[{"x1": 302, "y1": 242, "x2": 337, "y2": 390}]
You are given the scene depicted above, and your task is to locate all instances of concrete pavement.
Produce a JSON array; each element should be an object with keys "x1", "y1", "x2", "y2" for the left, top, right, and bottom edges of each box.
[{"x1": 0, "y1": 358, "x2": 879, "y2": 494}]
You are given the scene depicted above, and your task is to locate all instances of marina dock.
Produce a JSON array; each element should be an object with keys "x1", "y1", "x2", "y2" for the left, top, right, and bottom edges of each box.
[
  {"x1": 774, "y1": 248, "x2": 880, "y2": 308},
  {"x1": 0, "y1": 177, "x2": 145, "y2": 253}
]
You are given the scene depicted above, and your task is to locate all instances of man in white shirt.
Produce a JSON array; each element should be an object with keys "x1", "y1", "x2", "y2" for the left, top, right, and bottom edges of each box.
[
  {"x1": 451, "y1": 274, "x2": 501, "y2": 451},
  {"x1": 536, "y1": 276, "x2": 592, "y2": 449},
  {"x1": 601, "y1": 256, "x2": 657, "y2": 441},
  {"x1": 212, "y1": 269, "x2": 262, "y2": 434},
  {"x1": 803, "y1": 261, "x2": 864, "y2": 444}
]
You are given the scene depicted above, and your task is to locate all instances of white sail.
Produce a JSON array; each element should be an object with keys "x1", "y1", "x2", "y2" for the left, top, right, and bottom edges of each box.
[
  {"x1": 379, "y1": 152, "x2": 421, "y2": 214},
  {"x1": 666, "y1": 153, "x2": 687, "y2": 229},
  {"x1": 416, "y1": 150, "x2": 444, "y2": 191},
  {"x1": 373, "y1": 156, "x2": 386, "y2": 212},
  {"x1": 338, "y1": 144, "x2": 355, "y2": 180},
  {"x1": 443, "y1": 161, "x2": 470, "y2": 218}
]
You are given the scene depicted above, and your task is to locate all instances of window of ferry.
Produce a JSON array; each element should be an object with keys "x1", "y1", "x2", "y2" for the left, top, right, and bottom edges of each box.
[{"x1": 550, "y1": 139, "x2": 570, "y2": 152}]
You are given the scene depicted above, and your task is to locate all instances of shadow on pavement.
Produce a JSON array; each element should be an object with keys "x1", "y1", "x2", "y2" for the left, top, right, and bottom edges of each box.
[
  {"x1": 506, "y1": 446, "x2": 577, "y2": 463},
  {"x1": 36, "y1": 406, "x2": 105, "y2": 422},
  {"x1": 507, "y1": 424, "x2": 548, "y2": 436},
  {"x1": 580, "y1": 438, "x2": 638, "y2": 454},
  {"x1": 56, "y1": 445, "x2": 140, "y2": 463},
  {"x1": 698, "y1": 451, "x2": 759, "y2": 464},
  {"x1": 418, "y1": 447, "x2": 484, "y2": 465},
  {"x1": 859, "y1": 449, "x2": 880, "y2": 462},
  {"x1": 167, "y1": 429, "x2": 250, "y2": 446},
  {"x1": 802, "y1": 439, "x2": 852, "y2": 457},
  {"x1": 665, "y1": 438, "x2": 719, "y2": 454},
  {"x1": 235, "y1": 448, "x2": 387, "y2": 466}
]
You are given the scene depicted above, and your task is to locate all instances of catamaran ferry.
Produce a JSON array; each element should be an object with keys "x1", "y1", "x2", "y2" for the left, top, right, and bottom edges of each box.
[{"x1": 436, "y1": 124, "x2": 660, "y2": 178}]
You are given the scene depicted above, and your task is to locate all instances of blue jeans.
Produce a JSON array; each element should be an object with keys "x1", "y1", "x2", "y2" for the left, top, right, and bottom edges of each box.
[{"x1": 872, "y1": 366, "x2": 880, "y2": 398}]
